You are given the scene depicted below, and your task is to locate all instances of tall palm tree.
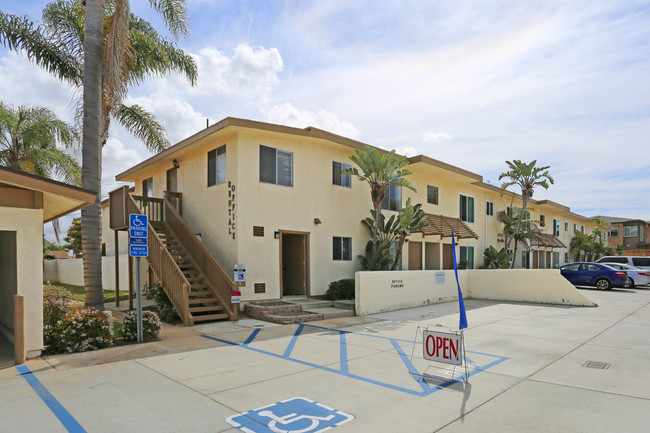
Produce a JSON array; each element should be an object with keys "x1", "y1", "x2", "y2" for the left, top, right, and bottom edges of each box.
[
  {"x1": 344, "y1": 146, "x2": 416, "y2": 256},
  {"x1": 0, "y1": 102, "x2": 80, "y2": 241},
  {"x1": 1, "y1": 0, "x2": 196, "y2": 309},
  {"x1": 499, "y1": 160, "x2": 554, "y2": 268},
  {"x1": 497, "y1": 206, "x2": 540, "y2": 268},
  {"x1": 570, "y1": 230, "x2": 595, "y2": 262}
]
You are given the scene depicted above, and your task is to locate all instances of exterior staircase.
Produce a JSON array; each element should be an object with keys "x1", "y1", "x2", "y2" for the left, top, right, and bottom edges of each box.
[
  {"x1": 151, "y1": 222, "x2": 229, "y2": 323},
  {"x1": 109, "y1": 186, "x2": 238, "y2": 326}
]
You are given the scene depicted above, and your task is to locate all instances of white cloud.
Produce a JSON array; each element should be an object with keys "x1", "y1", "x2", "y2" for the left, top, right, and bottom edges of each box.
[
  {"x1": 262, "y1": 102, "x2": 361, "y2": 138},
  {"x1": 423, "y1": 132, "x2": 452, "y2": 143},
  {"x1": 193, "y1": 43, "x2": 284, "y2": 100},
  {"x1": 395, "y1": 146, "x2": 418, "y2": 157}
]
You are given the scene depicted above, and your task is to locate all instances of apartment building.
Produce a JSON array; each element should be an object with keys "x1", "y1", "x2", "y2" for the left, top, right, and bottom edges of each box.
[{"x1": 105, "y1": 118, "x2": 595, "y2": 315}]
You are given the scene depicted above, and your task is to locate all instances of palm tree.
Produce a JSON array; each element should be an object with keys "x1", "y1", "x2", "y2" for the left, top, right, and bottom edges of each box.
[
  {"x1": 1, "y1": 1, "x2": 196, "y2": 309},
  {"x1": 344, "y1": 146, "x2": 416, "y2": 256},
  {"x1": 499, "y1": 160, "x2": 554, "y2": 268},
  {"x1": 570, "y1": 231, "x2": 594, "y2": 262},
  {"x1": 497, "y1": 206, "x2": 541, "y2": 268},
  {"x1": 391, "y1": 198, "x2": 428, "y2": 270},
  {"x1": 0, "y1": 102, "x2": 80, "y2": 241}
]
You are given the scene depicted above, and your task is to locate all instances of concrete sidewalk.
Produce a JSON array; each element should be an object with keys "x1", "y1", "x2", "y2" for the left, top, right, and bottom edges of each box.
[{"x1": 1, "y1": 286, "x2": 649, "y2": 432}]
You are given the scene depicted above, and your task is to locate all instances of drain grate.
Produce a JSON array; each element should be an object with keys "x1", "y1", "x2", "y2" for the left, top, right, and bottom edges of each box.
[{"x1": 582, "y1": 360, "x2": 611, "y2": 369}]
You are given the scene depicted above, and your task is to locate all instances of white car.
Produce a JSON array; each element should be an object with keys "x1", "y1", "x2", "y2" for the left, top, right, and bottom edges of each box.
[{"x1": 600, "y1": 262, "x2": 650, "y2": 287}]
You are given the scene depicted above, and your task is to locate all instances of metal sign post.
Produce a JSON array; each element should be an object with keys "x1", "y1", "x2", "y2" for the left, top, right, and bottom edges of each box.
[{"x1": 129, "y1": 214, "x2": 148, "y2": 343}]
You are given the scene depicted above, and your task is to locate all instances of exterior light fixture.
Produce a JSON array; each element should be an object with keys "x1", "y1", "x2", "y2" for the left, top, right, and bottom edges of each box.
[
  {"x1": 173, "y1": 159, "x2": 180, "y2": 169},
  {"x1": 274, "y1": 231, "x2": 280, "y2": 239}
]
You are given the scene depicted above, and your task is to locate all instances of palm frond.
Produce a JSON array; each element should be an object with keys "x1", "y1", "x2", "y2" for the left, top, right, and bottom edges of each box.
[
  {"x1": 147, "y1": 0, "x2": 190, "y2": 39},
  {"x1": 113, "y1": 103, "x2": 169, "y2": 152},
  {"x1": 0, "y1": 11, "x2": 81, "y2": 85}
]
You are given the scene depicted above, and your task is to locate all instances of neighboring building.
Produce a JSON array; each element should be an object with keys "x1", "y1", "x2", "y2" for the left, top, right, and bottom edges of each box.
[
  {"x1": 0, "y1": 167, "x2": 94, "y2": 363},
  {"x1": 104, "y1": 118, "x2": 596, "y2": 324},
  {"x1": 47, "y1": 250, "x2": 72, "y2": 260},
  {"x1": 598, "y1": 216, "x2": 650, "y2": 252}
]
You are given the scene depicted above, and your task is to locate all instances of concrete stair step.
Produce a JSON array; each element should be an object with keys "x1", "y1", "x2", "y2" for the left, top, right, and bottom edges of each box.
[
  {"x1": 303, "y1": 307, "x2": 355, "y2": 320},
  {"x1": 282, "y1": 298, "x2": 332, "y2": 309},
  {"x1": 333, "y1": 300, "x2": 355, "y2": 310}
]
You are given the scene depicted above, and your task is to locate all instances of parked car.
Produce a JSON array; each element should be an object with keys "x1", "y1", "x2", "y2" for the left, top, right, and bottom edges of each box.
[
  {"x1": 599, "y1": 262, "x2": 650, "y2": 288},
  {"x1": 559, "y1": 262, "x2": 627, "y2": 290},
  {"x1": 596, "y1": 256, "x2": 650, "y2": 270}
]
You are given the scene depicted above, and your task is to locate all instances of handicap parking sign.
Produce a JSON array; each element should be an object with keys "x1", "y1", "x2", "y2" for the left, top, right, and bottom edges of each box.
[{"x1": 226, "y1": 397, "x2": 354, "y2": 433}]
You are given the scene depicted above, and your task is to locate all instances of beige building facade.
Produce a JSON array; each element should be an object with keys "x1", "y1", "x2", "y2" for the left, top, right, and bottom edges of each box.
[{"x1": 108, "y1": 117, "x2": 595, "y2": 303}]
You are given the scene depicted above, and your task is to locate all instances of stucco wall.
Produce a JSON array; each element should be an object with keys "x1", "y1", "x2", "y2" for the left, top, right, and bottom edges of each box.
[
  {"x1": 356, "y1": 269, "x2": 596, "y2": 316},
  {"x1": 0, "y1": 207, "x2": 44, "y2": 357},
  {"x1": 44, "y1": 254, "x2": 133, "y2": 292}
]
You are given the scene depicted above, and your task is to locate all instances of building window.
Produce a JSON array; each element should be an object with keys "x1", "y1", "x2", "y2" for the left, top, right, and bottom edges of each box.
[
  {"x1": 332, "y1": 161, "x2": 351, "y2": 187},
  {"x1": 565, "y1": 221, "x2": 569, "y2": 232},
  {"x1": 486, "y1": 201, "x2": 494, "y2": 216},
  {"x1": 624, "y1": 226, "x2": 639, "y2": 237},
  {"x1": 574, "y1": 223, "x2": 578, "y2": 232},
  {"x1": 427, "y1": 185, "x2": 439, "y2": 205},
  {"x1": 142, "y1": 177, "x2": 153, "y2": 197},
  {"x1": 539, "y1": 215, "x2": 546, "y2": 227},
  {"x1": 610, "y1": 227, "x2": 619, "y2": 238},
  {"x1": 581, "y1": 225, "x2": 585, "y2": 234},
  {"x1": 552, "y1": 251, "x2": 559, "y2": 268},
  {"x1": 459, "y1": 246, "x2": 474, "y2": 269},
  {"x1": 459, "y1": 194, "x2": 475, "y2": 223},
  {"x1": 381, "y1": 184, "x2": 402, "y2": 211},
  {"x1": 207, "y1": 145, "x2": 226, "y2": 187},
  {"x1": 553, "y1": 219, "x2": 560, "y2": 237},
  {"x1": 259, "y1": 145, "x2": 293, "y2": 186},
  {"x1": 333, "y1": 237, "x2": 352, "y2": 260},
  {"x1": 521, "y1": 250, "x2": 530, "y2": 269}
]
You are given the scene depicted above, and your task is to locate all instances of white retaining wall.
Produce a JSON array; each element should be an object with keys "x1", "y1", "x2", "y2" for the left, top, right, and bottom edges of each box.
[
  {"x1": 355, "y1": 269, "x2": 596, "y2": 316},
  {"x1": 44, "y1": 255, "x2": 135, "y2": 291}
]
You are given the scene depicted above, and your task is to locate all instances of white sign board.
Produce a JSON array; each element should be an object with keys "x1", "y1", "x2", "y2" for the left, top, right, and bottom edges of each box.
[
  {"x1": 435, "y1": 272, "x2": 445, "y2": 284},
  {"x1": 422, "y1": 330, "x2": 462, "y2": 365}
]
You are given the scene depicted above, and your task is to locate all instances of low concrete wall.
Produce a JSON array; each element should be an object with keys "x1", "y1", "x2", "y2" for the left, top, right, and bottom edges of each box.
[
  {"x1": 355, "y1": 269, "x2": 596, "y2": 316},
  {"x1": 44, "y1": 255, "x2": 134, "y2": 291}
]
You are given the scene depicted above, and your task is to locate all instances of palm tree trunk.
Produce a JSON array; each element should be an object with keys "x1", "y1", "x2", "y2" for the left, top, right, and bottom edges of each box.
[
  {"x1": 391, "y1": 234, "x2": 406, "y2": 271},
  {"x1": 370, "y1": 185, "x2": 385, "y2": 253},
  {"x1": 510, "y1": 195, "x2": 529, "y2": 269},
  {"x1": 81, "y1": 0, "x2": 107, "y2": 310}
]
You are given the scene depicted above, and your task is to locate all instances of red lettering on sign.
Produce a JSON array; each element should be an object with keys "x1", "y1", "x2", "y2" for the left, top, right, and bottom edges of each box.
[
  {"x1": 436, "y1": 336, "x2": 443, "y2": 356},
  {"x1": 450, "y1": 338, "x2": 459, "y2": 360},
  {"x1": 425, "y1": 335, "x2": 435, "y2": 357}
]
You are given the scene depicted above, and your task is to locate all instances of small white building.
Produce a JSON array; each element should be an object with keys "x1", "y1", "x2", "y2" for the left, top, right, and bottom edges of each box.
[{"x1": 0, "y1": 167, "x2": 94, "y2": 363}]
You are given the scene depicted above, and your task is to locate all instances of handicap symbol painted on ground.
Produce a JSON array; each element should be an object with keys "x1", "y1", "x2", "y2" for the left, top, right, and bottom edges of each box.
[{"x1": 226, "y1": 397, "x2": 354, "y2": 433}]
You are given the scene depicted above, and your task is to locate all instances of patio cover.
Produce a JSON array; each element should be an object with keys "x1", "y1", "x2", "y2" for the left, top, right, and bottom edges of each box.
[
  {"x1": 421, "y1": 214, "x2": 479, "y2": 239},
  {"x1": 526, "y1": 233, "x2": 567, "y2": 249}
]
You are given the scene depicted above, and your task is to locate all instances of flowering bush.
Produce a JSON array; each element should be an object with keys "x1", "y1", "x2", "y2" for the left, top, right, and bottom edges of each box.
[
  {"x1": 122, "y1": 310, "x2": 162, "y2": 342},
  {"x1": 43, "y1": 286, "x2": 76, "y2": 350},
  {"x1": 49, "y1": 308, "x2": 114, "y2": 353}
]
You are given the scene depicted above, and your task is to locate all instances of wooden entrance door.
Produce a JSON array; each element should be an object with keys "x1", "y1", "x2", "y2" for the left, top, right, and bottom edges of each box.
[
  {"x1": 166, "y1": 167, "x2": 177, "y2": 192},
  {"x1": 281, "y1": 232, "x2": 310, "y2": 296},
  {"x1": 443, "y1": 244, "x2": 453, "y2": 270},
  {"x1": 408, "y1": 241, "x2": 422, "y2": 270}
]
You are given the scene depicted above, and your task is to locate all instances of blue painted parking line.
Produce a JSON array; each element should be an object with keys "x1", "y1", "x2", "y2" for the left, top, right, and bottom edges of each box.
[
  {"x1": 201, "y1": 324, "x2": 509, "y2": 397},
  {"x1": 15, "y1": 365, "x2": 86, "y2": 433}
]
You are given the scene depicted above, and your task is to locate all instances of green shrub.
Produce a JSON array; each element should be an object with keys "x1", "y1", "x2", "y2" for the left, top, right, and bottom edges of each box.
[
  {"x1": 151, "y1": 283, "x2": 180, "y2": 323},
  {"x1": 50, "y1": 308, "x2": 114, "y2": 353},
  {"x1": 324, "y1": 279, "x2": 355, "y2": 300},
  {"x1": 43, "y1": 286, "x2": 75, "y2": 350},
  {"x1": 122, "y1": 310, "x2": 162, "y2": 342}
]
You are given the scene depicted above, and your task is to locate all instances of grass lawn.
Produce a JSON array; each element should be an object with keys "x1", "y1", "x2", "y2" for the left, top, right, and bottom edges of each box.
[{"x1": 44, "y1": 283, "x2": 130, "y2": 303}]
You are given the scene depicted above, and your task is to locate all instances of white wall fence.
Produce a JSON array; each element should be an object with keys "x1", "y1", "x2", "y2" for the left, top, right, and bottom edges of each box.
[
  {"x1": 44, "y1": 255, "x2": 131, "y2": 291},
  {"x1": 355, "y1": 269, "x2": 596, "y2": 316}
]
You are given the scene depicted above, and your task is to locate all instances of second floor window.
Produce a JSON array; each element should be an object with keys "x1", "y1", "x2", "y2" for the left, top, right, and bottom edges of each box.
[
  {"x1": 486, "y1": 201, "x2": 494, "y2": 216},
  {"x1": 459, "y1": 194, "x2": 474, "y2": 223},
  {"x1": 610, "y1": 227, "x2": 619, "y2": 238},
  {"x1": 260, "y1": 145, "x2": 293, "y2": 187},
  {"x1": 553, "y1": 219, "x2": 560, "y2": 237},
  {"x1": 332, "y1": 161, "x2": 351, "y2": 187},
  {"x1": 381, "y1": 184, "x2": 402, "y2": 211},
  {"x1": 427, "y1": 185, "x2": 439, "y2": 205},
  {"x1": 207, "y1": 145, "x2": 226, "y2": 186},
  {"x1": 565, "y1": 221, "x2": 569, "y2": 232}
]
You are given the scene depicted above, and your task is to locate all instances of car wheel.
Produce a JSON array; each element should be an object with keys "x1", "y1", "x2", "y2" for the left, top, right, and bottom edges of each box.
[
  {"x1": 628, "y1": 278, "x2": 636, "y2": 288},
  {"x1": 624, "y1": 277, "x2": 633, "y2": 288},
  {"x1": 596, "y1": 278, "x2": 612, "y2": 290}
]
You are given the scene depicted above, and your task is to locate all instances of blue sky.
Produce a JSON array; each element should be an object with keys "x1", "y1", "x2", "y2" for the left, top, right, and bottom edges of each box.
[{"x1": 1, "y1": 1, "x2": 649, "y2": 242}]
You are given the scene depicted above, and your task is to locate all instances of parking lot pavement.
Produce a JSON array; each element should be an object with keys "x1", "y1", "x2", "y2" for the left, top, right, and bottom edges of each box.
[{"x1": 1, "y1": 286, "x2": 649, "y2": 433}]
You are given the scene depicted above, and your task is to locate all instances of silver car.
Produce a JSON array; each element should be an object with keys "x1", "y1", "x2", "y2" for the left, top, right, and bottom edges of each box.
[{"x1": 600, "y1": 262, "x2": 650, "y2": 287}]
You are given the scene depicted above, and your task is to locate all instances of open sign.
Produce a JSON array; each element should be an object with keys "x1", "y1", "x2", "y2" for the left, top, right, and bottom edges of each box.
[{"x1": 423, "y1": 330, "x2": 462, "y2": 365}]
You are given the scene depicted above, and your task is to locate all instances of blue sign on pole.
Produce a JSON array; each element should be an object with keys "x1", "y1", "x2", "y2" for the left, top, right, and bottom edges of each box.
[
  {"x1": 129, "y1": 245, "x2": 148, "y2": 257},
  {"x1": 129, "y1": 237, "x2": 147, "y2": 245},
  {"x1": 129, "y1": 214, "x2": 148, "y2": 238}
]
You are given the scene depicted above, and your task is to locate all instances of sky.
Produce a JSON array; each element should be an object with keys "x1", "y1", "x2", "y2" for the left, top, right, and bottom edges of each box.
[{"x1": 1, "y1": 0, "x2": 649, "y2": 243}]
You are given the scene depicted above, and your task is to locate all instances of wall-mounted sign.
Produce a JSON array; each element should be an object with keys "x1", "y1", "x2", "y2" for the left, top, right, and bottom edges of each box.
[
  {"x1": 422, "y1": 330, "x2": 462, "y2": 365},
  {"x1": 435, "y1": 272, "x2": 445, "y2": 284},
  {"x1": 231, "y1": 290, "x2": 241, "y2": 303}
]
